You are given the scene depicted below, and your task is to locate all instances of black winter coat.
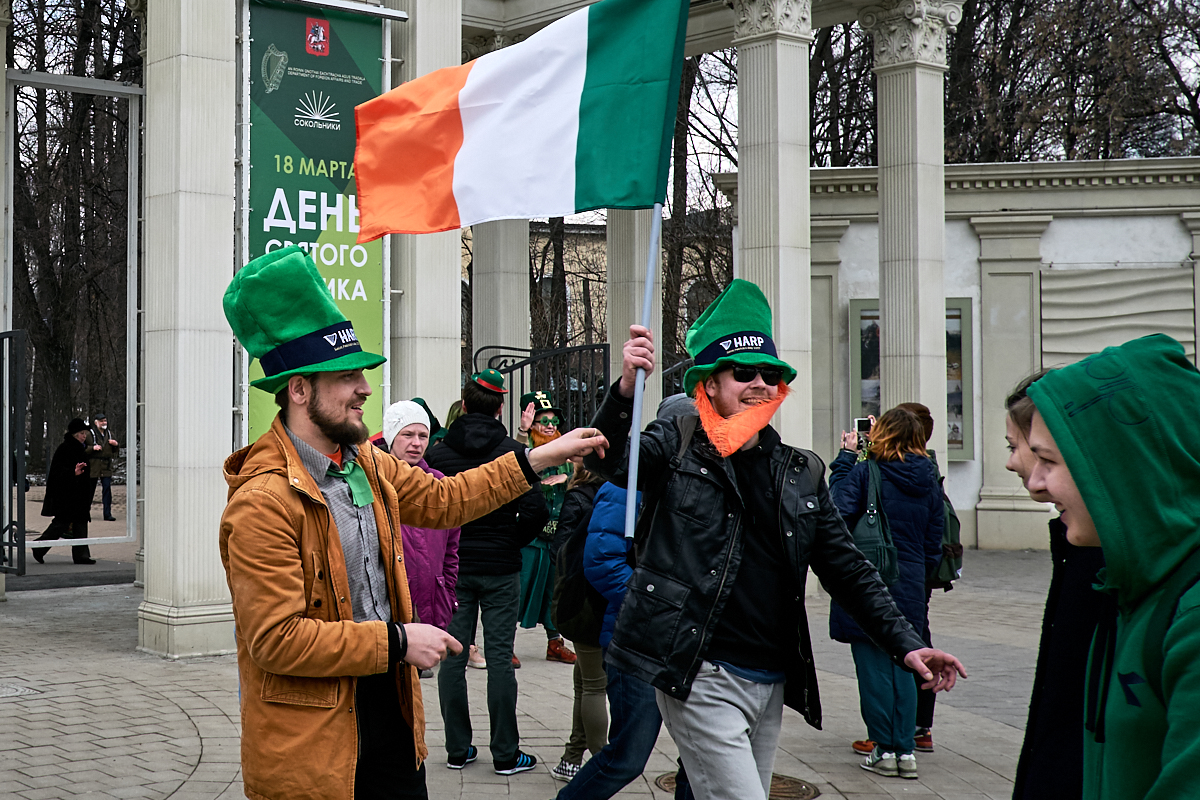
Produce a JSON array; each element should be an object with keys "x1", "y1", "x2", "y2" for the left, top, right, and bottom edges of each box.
[
  {"x1": 828, "y1": 450, "x2": 943, "y2": 643},
  {"x1": 425, "y1": 413, "x2": 549, "y2": 576},
  {"x1": 42, "y1": 434, "x2": 93, "y2": 520},
  {"x1": 584, "y1": 383, "x2": 923, "y2": 729},
  {"x1": 1012, "y1": 517, "x2": 1112, "y2": 800}
]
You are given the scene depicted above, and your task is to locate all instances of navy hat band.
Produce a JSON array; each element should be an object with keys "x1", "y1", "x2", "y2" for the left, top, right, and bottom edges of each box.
[
  {"x1": 694, "y1": 331, "x2": 777, "y2": 367},
  {"x1": 260, "y1": 321, "x2": 362, "y2": 377}
]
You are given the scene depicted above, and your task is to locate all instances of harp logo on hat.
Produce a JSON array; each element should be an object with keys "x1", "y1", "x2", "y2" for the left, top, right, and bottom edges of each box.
[
  {"x1": 324, "y1": 328, "x2": 359, "y2": 350},
  {"x1": 721, "y1": 335, "x2": 766, "y2": 353}
]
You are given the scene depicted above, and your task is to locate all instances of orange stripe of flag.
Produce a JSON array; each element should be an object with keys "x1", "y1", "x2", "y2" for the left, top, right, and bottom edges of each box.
[{"x1": 354, "y1": 62, "x2": 475, "y2": 240}]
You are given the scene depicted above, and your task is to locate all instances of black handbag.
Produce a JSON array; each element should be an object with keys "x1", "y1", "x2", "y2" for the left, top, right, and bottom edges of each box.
[{"x1": 851, "y1": 459, "x2": 899, "y2": 586}]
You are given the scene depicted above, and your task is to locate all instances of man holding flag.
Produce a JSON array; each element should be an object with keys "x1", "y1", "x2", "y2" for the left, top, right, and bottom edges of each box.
[{"x1": 584, "y1": 282, "x2": 968, "y2": 800}]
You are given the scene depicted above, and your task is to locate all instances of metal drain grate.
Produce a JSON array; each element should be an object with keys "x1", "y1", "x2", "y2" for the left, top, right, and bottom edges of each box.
[
  {"x1": 0, "y1": 684, "x2": 42, "y2": 698},
  {"x1": 655, "y1": 772, "x2": 819, "y2": 799}
]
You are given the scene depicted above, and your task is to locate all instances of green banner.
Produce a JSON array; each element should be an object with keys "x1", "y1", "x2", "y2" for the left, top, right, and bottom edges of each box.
[{"x1": 248, "y1": 0, "x2": 385, "y2": 442}]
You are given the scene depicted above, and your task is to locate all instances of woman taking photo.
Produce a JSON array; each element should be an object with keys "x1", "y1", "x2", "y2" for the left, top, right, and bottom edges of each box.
[{"x1": 828, "y1": 407, "x2": 944, "y2": 780}]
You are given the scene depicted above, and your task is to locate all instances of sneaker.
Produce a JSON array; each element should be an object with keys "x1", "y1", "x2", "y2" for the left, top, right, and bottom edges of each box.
[
  {"x1": 860, "y1": 748, "x2": 898, "y2": 778},
  {"x1": 898, "y1": 753, "x2": 918, "y2": 779},
  {"x1": 546, "y1": 638, "x2": 577, "y2": 664},
  {"x1": 551, "y1": 759, "x2": 581, "y2": 782},
  {"x1": 494, "y1": 750, "x2": 537, "y2": 775},
  {"x1": 852, "y1": 739, "x2": 876, "y2": 755},
  {"x1": 467, "y1": 645, "x2": 486, "y2": 670},
  {"x1": 914, "y1": 728, "x2": 934, "y2": 752},
  {"x1": 512, "y1": 654, "x2": 522, "y2": 669},
  {"x1": 447, "y1": 745, "x2": 478, "y2": 770}
]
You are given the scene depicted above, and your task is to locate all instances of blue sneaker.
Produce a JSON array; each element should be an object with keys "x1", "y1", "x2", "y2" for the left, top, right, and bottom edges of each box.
[
  {"x1": 494, "y1": 750, "x2": 537, "y2": 775},
  {"x1": 447, "y1": 745, "x2": 478, "y2": 769}
]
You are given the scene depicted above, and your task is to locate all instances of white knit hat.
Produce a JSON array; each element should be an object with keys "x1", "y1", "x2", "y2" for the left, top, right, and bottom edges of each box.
[{"x1": 383, "y1": 400, "x2": 430, "y2": 450}]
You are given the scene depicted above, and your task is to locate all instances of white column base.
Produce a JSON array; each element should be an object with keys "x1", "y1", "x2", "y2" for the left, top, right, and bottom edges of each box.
[
  {"x1": 976, "y1": 488, "x2": 1053, "y2": 550},
  {"x1": 137, "y1": 600, "x2": 237, "y2": 659}
]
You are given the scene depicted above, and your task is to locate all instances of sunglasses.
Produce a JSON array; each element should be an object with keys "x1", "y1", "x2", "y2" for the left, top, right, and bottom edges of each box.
[
  {"x1": 535, "y1": 416, "x2": 561, "y2": 427},
  {"x1": 729, "y1": 365, "x2": 784, "y2": 386}
]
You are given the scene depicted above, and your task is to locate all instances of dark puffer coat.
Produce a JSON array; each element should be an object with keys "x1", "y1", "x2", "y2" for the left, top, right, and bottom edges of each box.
[
  {"x1": 425, "y1": 413, "x2": 548, "y2": 576},
  {"x1": 828, "y1": 449, "x2": 943, "y2": 643}
]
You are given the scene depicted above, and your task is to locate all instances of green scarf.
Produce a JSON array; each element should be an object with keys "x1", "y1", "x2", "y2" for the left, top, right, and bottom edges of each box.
[{"x1": 326, "y1": 459, "x2": 375, "y2": 508}]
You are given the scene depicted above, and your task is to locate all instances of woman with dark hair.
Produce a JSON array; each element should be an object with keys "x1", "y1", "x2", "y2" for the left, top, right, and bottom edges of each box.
[
  {"x1": 828, "y1": 407, "x2": 944, "y2": 780},
  {"x1": 1006, "y1": 370, "x2": 1112, "y2": 800}
]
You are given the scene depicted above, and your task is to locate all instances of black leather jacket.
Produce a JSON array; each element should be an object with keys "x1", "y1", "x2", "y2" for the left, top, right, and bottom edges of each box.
[{"x1": 584, "y1": 383, "x2": 924, "y2": 729}]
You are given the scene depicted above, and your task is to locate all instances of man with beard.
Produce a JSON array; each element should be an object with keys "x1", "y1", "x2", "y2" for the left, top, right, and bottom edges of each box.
[
  {"x1": 219, "y1": 246, "x2": 607, "y2": 800},
  {"x1": 515, "y1": 390, "x2": 577, "y2": 664},
  {"x1": 425, "y1": 373, "x2": 550, "y2": 774},
  {"x1": 585, "y1": 279, "x2": 967, "y2": 800}
]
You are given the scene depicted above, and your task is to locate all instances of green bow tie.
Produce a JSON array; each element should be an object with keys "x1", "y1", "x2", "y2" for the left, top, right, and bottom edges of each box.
[{"x1": 326, "y1": 459, "x2": 375, "y2": 508}]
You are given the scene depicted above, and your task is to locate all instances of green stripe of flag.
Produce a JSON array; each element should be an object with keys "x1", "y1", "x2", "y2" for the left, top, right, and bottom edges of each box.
[{"x1": 574, "y1": 0, "x2": 690, "y2": 213}]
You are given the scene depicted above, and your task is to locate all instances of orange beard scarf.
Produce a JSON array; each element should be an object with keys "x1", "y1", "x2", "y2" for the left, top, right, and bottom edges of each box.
[
  {"x1": 530, "y1": 428, "x2": 562, "y2": 448},
  {"x1": 692, "y1": 382, "x2": 790, "y2": 457}
]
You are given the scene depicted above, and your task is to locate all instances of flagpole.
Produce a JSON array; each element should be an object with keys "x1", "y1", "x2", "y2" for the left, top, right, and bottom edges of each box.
[{"x1": 624, "y1": 203, "x2": 663, "y2": 538}]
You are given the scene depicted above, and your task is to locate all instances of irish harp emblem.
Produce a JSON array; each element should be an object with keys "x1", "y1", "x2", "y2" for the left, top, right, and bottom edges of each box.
[{"x1": 261, "y1": 44, "x2": 288, "y2": 94}]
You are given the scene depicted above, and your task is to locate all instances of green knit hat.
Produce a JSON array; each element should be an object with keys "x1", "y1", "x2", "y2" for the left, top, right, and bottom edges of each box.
[
  {"x1": 682, "y1": 279, "x2": 796, "y2": 394},
  {"x1": 224, "y1": 246, "x2": 386, "y2": 394},
  {"x1": 519, "y1": 390, "x2": 560, "y2": 416}
]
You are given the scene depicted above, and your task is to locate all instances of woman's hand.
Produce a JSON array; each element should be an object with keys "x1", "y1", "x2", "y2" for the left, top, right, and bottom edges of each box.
[{"x1": 519, "y1": 402, "x2": 535, "y2": 433}]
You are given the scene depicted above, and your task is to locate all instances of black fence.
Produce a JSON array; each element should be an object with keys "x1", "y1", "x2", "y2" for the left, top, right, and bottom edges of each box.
[
  {"x1": 474, "y1": 344, "x2": 610, "y2": 436},
  {"x1": 661, "y1": 357, "x2": 695, "y2": 399},
  {"x1": 0, "y1": 330, "x2": 27, "y2": 575}
]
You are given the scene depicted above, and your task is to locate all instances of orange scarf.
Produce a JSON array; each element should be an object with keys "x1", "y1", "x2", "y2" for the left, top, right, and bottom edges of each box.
[{"x1": 693, "y1": 382, "x2": 789, "y2": 457}]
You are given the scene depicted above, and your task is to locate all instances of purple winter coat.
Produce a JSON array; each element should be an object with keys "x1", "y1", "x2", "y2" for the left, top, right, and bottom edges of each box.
[{"x1": 400, "y1": 459, "x2": 461, "y2": 630}]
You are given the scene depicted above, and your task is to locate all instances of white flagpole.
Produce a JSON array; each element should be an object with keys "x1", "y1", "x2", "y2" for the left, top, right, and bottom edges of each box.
[{"x1": 624, "y1": 203, "x2": 663, "y2": 538}]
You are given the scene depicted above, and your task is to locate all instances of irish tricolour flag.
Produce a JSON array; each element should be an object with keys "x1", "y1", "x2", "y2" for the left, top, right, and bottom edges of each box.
[{"x1": 353, "y1": 0, "x2": 689, "y2": 240}]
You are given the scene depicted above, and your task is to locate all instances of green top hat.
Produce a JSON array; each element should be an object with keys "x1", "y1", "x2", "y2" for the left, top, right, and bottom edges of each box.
[
  {"x1": 471, "y1": 369, "x2": 508, "y2": 394},
  {"x1": 224, "y1": 246, "x2": 386, "y2": 394},
  {"x1": 519, "y1": 390, "x2": 560, "y2": 416},
  {"x1": 682, "y1": 279, "x2": 796, "y2": 394}
]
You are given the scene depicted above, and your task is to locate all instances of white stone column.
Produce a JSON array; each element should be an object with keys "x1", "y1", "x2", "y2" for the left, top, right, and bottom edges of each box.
[
  {"x1": 972, "y1": 215, "x2": 1053, "y2": 550},
  {"x1": 810, "y1": 219, "x2": 850, "y2": 463},
  {"x1": 730, "y1": 0, "x2": 813, "y2": 447},
  {"x1": 471, "y1": 222, "x2": 530, "y2": 355},
  {"x1": 386, "y1": 0, "x2": 463, "y2": 420},
  {"x1": 137, "y1": 0, "x2": 236, "y2": 657},
  {"x1": 1182, "y1": 212, "x2": 1200, "y2": 349},
  {"x1": 607, "y1": 209, "x2": 662, "y2": 425},
  {"x1": 860, "y1": 0, "x2": 961, "y2": 455}
]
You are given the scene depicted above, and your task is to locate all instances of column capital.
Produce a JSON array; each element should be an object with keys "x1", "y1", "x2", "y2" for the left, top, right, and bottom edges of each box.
[
  {"x1": 0, "y1": 0, "x2": 12, "y2": 29},
  {"x1": 859, "y1": 0, "x2": 962, "y2": 71},
  {"x1": 461, "y1": 30, "x2": 525, "y2": 64},
  {"x1": 726, "y1": 0, "x2": 813, "y2": 45}
]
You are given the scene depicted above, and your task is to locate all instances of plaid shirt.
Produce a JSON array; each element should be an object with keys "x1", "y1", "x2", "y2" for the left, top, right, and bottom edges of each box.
[{"x1": 287, "y1": 428, "x2": 392, "y2": 624}]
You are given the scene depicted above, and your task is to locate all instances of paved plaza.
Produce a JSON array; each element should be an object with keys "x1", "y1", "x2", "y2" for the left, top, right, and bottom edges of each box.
[{"x1": 1, "y1": 549, "x2": 1049, "y2": 799}]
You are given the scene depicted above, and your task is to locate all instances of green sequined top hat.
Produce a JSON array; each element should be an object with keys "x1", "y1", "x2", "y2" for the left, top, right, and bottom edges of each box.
[
  {"x1": 682, "y1": 279, "x2": 796, "y2": 395},
  {"x1": 224, "y1": 246, "x2": 386, "y2": 395},
  {"x1": 519, "y1": 390, "x2": 560, "y2": 417},
  {"x1": 471, "y1": 369, "x2": 508, "y2": 394}
]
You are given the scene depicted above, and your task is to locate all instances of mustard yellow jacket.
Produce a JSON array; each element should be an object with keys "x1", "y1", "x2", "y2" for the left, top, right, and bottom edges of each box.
[{"x1": 220, "y1": 415, "x2": 534, "y2": 800}]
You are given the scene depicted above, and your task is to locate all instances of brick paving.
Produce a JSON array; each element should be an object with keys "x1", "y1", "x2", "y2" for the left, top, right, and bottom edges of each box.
[{"x1": 0, "y1": 549, "x2": 1050, "y2": 799}]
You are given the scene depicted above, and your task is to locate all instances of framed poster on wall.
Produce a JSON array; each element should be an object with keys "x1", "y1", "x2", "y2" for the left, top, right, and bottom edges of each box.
[{"x1": 848, "y1": 298, "x2": 974, "y2": 461}]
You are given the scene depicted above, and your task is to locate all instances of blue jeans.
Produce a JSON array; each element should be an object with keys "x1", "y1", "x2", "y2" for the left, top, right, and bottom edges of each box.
[{"x1": 557, "y1": 662, "x2": 670, "y2": 800}]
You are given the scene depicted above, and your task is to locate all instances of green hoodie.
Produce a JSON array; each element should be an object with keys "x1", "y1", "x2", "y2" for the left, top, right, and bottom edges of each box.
[{"x1": 1028, "y1": 334, "x2": 1200, "y2": 800}]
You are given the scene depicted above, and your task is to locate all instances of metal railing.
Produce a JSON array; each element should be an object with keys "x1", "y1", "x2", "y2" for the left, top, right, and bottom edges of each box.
[
  {"x1": 0, "y1": 330, "x2": 27, "y2": 575},
  {"x1": 474, "y1": 344, "x2": 610, "y2": 436}
]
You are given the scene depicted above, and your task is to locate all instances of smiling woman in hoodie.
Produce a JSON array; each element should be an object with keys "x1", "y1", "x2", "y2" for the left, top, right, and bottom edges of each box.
[{"x1": 1026, "y1": 334, "x2": 1200, "y2": 800}]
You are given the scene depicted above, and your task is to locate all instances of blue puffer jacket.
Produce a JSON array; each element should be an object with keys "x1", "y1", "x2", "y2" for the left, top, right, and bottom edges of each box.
[
  {"x1": 582, "y1": 482, "x2": 642, "y2": 649},
  {"x1": 828, "y1": 450, "x2": 943, "y2": 644}
]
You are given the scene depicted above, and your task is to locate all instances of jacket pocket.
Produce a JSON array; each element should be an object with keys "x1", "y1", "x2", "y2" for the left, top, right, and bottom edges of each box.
[
  {"x1": 260, "y1": 672, "x2": 340, "y2": 708},
  {"x1": 783, "y1": 492, "x2": 821, "y2": 563},
  {"x1": 671, "y1": 467, "x2": 725, "y2": 526},
  {"x1": 617, "y1": 569, "x2": 690, "y2": 663},
  {"x1": 309, "y1": 553, "x2": 332, "y2": 620},
  {"x1": 432, "y1": 575, "x2": 454, "y2": 629}
]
